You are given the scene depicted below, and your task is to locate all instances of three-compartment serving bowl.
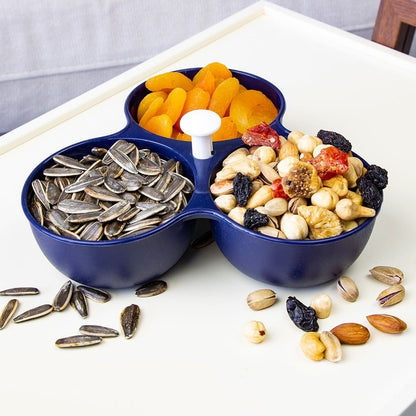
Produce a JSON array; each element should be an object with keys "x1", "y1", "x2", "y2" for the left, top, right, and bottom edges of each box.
[{"x1": 21, "y1": 68, "x2": 382, "y2": 289}]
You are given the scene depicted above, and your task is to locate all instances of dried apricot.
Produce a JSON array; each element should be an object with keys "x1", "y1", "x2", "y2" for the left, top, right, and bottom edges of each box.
[
  {"x1": 208, "y1": 77, "x2": 240, "y2": 118},
  {"x1": 175, "y1": 87, "x2": 210, "y2": 130},
  {"x1": 212, "y1": 117, "x2": 239, "y2": 141},
  {"x1": 145, "y1": 72, "x2": 194, "y2": 92},
  {"x1": 192, "y1": 62, "x2": 232, "y2": 84},
  {"x1": 176, "y1": 132, "x2": 192, "y2": 141},
  {"x1": 139, "y1": 96, "x2": 164, "y2": 127},
  {"x1": 143, "y1": 114, "x2": 173, "y2": 138},
  {"x1": 157, "y1": 87, "x2": 187, "y2": 125},
  {"x1": 194, "y1": 69, "x2": 216, "y2": 96},
  {"x1": 229, "y1": 90, "x2": 278, "y2": 134},
  {"x1": 137, "y1": 91, "x2": 167, "y2": 121}
]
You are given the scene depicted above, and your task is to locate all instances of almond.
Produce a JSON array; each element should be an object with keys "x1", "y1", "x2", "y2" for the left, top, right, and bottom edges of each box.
[
  {"x1": 366, "y1": 314, "x2": 407, "y2": 334},
  {"x1": 330, "y1": 323, "x2": 370, "y2": 345}
]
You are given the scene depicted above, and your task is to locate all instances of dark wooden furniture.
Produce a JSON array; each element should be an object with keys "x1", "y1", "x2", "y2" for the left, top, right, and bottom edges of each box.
[{"x1": 372, "y1": 0, "x2": 416, "y2": 53}]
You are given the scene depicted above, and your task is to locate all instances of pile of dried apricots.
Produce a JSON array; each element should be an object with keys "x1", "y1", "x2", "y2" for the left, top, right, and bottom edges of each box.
[{"x1": 136, "y1": 62, "x2": 279, "y2": 141}]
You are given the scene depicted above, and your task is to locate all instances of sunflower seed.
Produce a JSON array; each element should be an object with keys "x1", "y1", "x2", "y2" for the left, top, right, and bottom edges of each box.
[
  {"x1": 79, "y1": 221, "x2": 104, "y2": 241},
  {"x1": 64, "y1": 176, "x2": 104, "y2": 193},
  {"x1": 52, "y1": 280, "x2": 74, "y2": 311},
  {"x1": 58, "y1": 227, "x2": 82, "y2": 240},
  {"x1": 0, "y1": 299, "x2": 19, "y2": 329},
  {"x1": 104, "y1": 176, "x2": 127, "y2": 194},
  {"x1": 31, "y1": 200, "x2": 45, "y2": 226},
  {"x1": 66, "y1": 211, "x2": 102, "y2": 224},
  {"x1": 77, "y1": 285, "x2": 111, "y2": 303},
  {"x1": 137, "y1": 157, "x2": 162, "y2": 176},
  {"x1": 46, "y1": 208, "x2": 68, "y2": 229},
  {"x1": 98, "y1": 200, "x2": 131, "y2": 223},
  {"x1": 45, "y1": 181, "x2": 61, "y2": 205},
  {"x1": 124, "y1": 217, "x2": 161, "y2": 233},
  {"x1": 170, "y1": 171, "x2": 195, "y2": 193},
  {"x1": 32, "y1": 179, "x2": 50, "y2": 210},
  {"x1": 13, "y1": 304, "x2": 53, "y2": 323},
  {"x1": 57, "y1": 199, "x2": 101, "y2": 214},
  {"x1": 135, "y1": 280, "x2": 167, "y2": 297},
  {"x1": 55, "y1": 335, "x2": 102, "y2": 348},
  {"x1": 53, "y1": 154, "x2": 88, "y2": 170},
  {"x1": 70, "y1": 288, "x2": 88, "y2": 318},
  {"x1": 139, "y1": 186, "x2": 164, "y2": 201},
  {"x1": 161, "y1": 176, "x2": 186, "y2": 202},
  {"x1": 91, "y1": 147, "x2": 108, "y2": 158},
  {"x1": 117, "y1": 206, "x2": 140, "y2": 222},
  {"x1": 0, "y1": 287, "x2": 40, "y2": 296},
  {"x1": 120, "y1": 304, "x2": 140, "y2": 339},
  {"x1": 43, "y1": 167, "x2": 84, "y2": 177},
  {"x1": 79, "y1": 325, "x2": 119, "y2": 337},
  {"x1": 84, "y1": 186, "x2": 124, "y2": 202},
  {"x1": 107, "y1": 148, "x2": 138, "y2": 174},
  {"x1": 128, "y1": 204, "x2": 166, "y2": 223},
  {"x1": 119, "y1": 226, "x2": 157, "y2": 239},
  {"x1": 104, "y1": 220, "x2": 126, "y2": 238}
]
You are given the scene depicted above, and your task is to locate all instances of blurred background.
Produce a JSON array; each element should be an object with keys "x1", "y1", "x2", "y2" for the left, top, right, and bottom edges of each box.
[{"x1": 1, "y1": 0, "x2": 414, "y2": 134}]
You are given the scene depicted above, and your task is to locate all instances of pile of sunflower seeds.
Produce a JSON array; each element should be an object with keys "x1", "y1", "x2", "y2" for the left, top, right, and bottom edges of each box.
[{"x1": 30, "y1": 140, "x2": 194, "y2": 241}]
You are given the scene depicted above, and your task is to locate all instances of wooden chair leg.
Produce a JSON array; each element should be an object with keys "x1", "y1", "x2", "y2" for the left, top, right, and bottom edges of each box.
[{"x1": 372, "y1": 0, "x2": 416, "y2": 54}]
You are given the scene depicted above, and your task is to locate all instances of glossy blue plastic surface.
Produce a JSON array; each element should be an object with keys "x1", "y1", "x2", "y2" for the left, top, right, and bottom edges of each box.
[{"x1": 21, "y1": 68, "x2": 381, "y2": 289}]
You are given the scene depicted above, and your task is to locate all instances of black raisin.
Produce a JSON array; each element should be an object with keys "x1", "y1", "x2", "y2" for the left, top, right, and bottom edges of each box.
[
  {"x1": 364, "y1": 164, "x2": 388, "y2": 190},
  {"x1": 233, "y1": 172, "x2": 252, "y2": 207},
  {"x1": 286, "y1": 296, "x2": 319, "y2": 332},
  {"x1": 243, "y1": 208, "x2": 268, "y2": 230},
  {"x1": 356, "y1": 177, "x2": 383, "y2": 210},
  {"x1": 317, "y1": 129, "x2": 352, "y2": 153}
]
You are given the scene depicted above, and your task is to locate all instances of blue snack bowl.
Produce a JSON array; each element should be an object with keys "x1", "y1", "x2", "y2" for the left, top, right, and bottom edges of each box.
[
  {"x1": 21, "y1": 136, "x2": 199, "y2": 289},
  {"x1": 21, "y1": 67, "x2": 382, "y2": 289}
]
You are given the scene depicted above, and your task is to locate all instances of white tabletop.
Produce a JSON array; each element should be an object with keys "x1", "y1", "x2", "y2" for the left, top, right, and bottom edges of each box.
[{"x1": 2, "y1": 2, "x2": 415, "y2": 415}]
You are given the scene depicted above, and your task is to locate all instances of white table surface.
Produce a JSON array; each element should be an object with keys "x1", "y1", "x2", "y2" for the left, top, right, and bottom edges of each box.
[{"x1": 2, "y1": 2, "x2": 415, "y2": 415}]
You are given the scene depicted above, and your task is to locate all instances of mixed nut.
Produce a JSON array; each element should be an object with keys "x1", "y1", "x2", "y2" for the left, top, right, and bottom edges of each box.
[
  {"x1": 211, "y1": 124, "x2": 388, "y2": 240},
  {"x1": 244, "y1": 265, "x2": 407, "y2": 363}
]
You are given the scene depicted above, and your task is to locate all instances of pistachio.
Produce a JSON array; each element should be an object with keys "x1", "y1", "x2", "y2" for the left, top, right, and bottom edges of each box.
[
  {"x1": 337, "y1": 276, "x2": 359, "y2": 302},
  {"x1": 247, "y1": 289, "x2": 277, "y2": 311},
  {"x1": 320, "y1": 331, "x2": 342, "y2": 362},
  {"x1": 243, "y1": 321, "x2": 267, "y2": 344},
  {"x1": 288, "y1": 197, "x2": 307, "y2": 214},
  {"x1": 300, "y1": 332, "x2": 325, "y2": 361},
  {"x1": 330, "y1": 323, "x2": 370, "y2": 345},
  {"x1": 369, "y1": 266, "x2": 404, "y2": 285},
  {"x1": 310, "y1": 294, "x2": 332, "y2": 319},
  {"x1": 366, "y1": 314, "x2": 407, "y2": 334},
  {"x1": 376, "y1": 284, "x2": 405, "y2": 307}
]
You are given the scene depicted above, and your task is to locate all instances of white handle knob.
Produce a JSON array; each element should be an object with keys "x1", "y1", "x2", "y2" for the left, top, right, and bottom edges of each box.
[{"x1": 179, "y1": 110, "x2": 221, "y2": 159}]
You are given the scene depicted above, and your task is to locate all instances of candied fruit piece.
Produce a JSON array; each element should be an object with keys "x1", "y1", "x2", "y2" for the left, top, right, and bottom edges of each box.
[
  {"x1": 282, "y1": 162, "x2": 322, "y2": 199},
  {"x1": 270, "y1": 178, "x2": 290, "y2": 200},
  {"x1": 145, "y1": 72, "x2": 194, "y2": 92},
  {"x1": 243, "y1": 208, "x2": 269, "y2": 230},
  {"x1": 229, "y1": 90, "x2": 278, "y2": 134},
  {"x1": 298, "y1": 205, "x2": 343, "y2": 239},
  {"x1": 192, "y1": 62, "x2": 232, "y2": 84},
  {"x1": 208, "y1": 77, "x2": 240, "y2": 118},
  {"x1": 143, "y1": 114, "x2": 173, "y2": 138},
  {"x1": 139, "y1": 96, "x2": 164, "y2": 127},
  {"x1": 233, "y1": 172, "x2": 252, "y2": 207},
  {"x1": 212, "y1": 117, "x2": 239, "y2": 141},
  {"x1": 317, "y1": 130, "x2": 352, "y2": 153},
  {"x1": 194, "y1": 69, "x2": 216, "y2": 96},
  {"x1": 241, "y1": 122, "x2": 281, "y2": 149},
  {"x1": 157, "y1": 87, "x2": 187, "y2": 125},
  {"x1": 137, "y1": 91, "x2": 168, "y2": 121},
  {"x1": 309, "y1": 146, "x2": 349, "y2": 180}
]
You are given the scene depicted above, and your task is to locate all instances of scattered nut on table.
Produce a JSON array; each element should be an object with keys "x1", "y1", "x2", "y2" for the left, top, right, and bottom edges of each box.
[{"x1": 243, "y1": 320, "x2": 267, "y2": 344}]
